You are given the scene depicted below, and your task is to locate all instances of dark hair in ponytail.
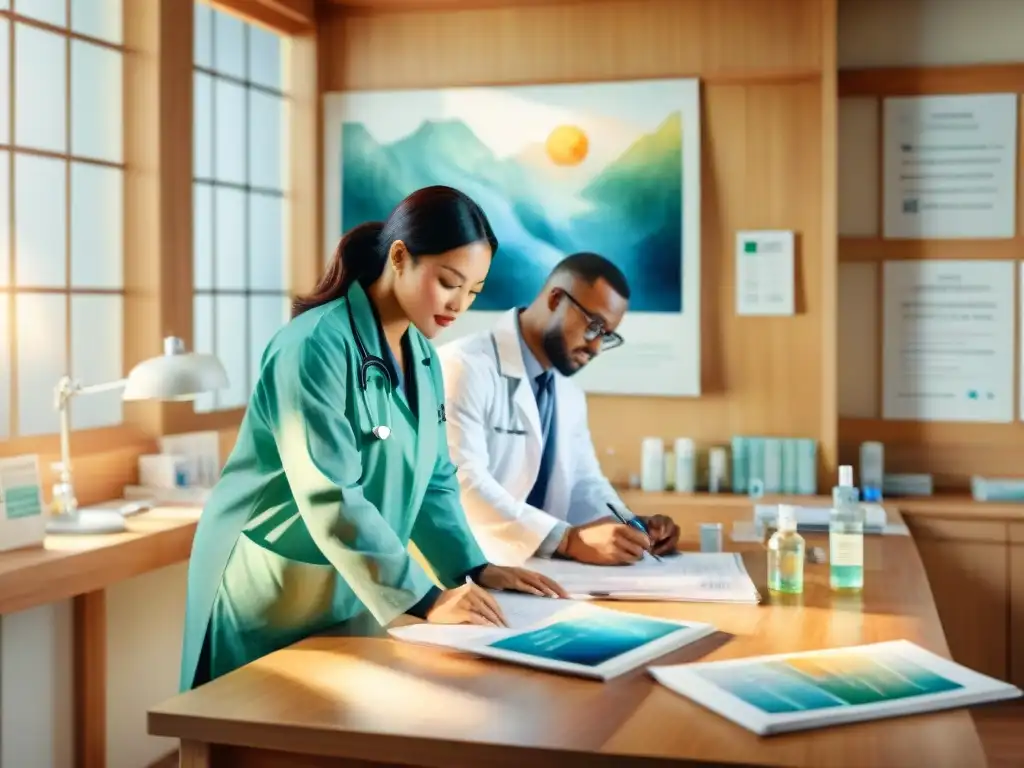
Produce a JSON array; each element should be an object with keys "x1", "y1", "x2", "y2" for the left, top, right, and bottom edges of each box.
[{"x1": 292, "y1": 185, "x2": 498, "y2": 318}]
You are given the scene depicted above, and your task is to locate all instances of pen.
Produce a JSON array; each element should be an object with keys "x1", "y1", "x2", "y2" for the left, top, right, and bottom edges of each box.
[{"x1": 606, "y1": 503, "x2": 662, "y2": 562}]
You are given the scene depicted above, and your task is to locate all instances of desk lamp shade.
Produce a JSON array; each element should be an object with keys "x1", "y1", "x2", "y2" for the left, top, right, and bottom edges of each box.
[{"x1": 123, "y1": 336, "x2": 229, "y2": 402}]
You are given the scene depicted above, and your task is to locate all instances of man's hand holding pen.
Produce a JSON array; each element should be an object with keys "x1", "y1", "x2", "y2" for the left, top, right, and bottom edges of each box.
[{"x1": 554, "y1": 506, "x2": 681, "y2": 565}]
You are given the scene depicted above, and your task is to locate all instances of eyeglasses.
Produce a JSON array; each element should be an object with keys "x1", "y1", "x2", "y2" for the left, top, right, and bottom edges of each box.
[{"x1": 560, "y1": 291, "x2": 624, "y2": 351}]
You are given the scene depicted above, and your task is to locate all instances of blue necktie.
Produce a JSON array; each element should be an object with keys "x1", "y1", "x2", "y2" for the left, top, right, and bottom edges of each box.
[{"x1": 527, "y1": 372, "x2": 556, "y2": 509}]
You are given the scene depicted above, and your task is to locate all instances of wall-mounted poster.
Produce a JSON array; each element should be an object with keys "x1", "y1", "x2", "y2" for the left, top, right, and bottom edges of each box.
[
  {"x1": 882, "y1": 260, "x2": 1015, "y2": 423},
  {"x1": 882, "y1": 93, "x2": 1018, "y2": 239},
  {"x1": 323, "y1": 78, "x2": 702, "y2": 396}
]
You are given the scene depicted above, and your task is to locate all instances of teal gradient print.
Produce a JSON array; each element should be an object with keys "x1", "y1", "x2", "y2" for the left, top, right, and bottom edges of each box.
[
  {"x1": 340, "y1": 109, "x2": 684, "y2": 313},
  {"x1": 488, "y1": 612, "x2": 685, "y2": 667},
  {"x1": 695, "y1": 647, "x2": 964, "y2": 714},
  {"x1": 3, "y1": 484, "x2": 42, "y2": 519}
]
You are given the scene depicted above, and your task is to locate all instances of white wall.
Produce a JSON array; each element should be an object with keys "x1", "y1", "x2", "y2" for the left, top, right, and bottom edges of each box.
[
  {"x1": 105, "y1": 564, "x2": 188, "y2": 768},
  {"x1": 836, "y1": 0, "x2": 1024, "y2": 418},
  {"x1": 4, "y1": 1, "x2": 1024, "y2": 766},
  {"x1": 0, "y1": 602, "x2": 73, "y2": 768},
  {"x1": 0, "y1": 562, "x2": 187, "y2": 767}
]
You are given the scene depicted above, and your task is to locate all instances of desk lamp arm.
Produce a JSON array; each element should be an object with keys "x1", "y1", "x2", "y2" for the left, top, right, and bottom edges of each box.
[{"x1": 53, "y1": 376, "x2": 128, "y2": 514}]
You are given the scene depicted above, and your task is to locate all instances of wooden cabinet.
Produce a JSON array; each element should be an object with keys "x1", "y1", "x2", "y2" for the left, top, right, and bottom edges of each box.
[
  {"x1": 1011, "y1": 523, "x2": 1024, "y2": 688},
  {"x1": 904, "y1": 517, "x2": 1010, "y2": 682}
]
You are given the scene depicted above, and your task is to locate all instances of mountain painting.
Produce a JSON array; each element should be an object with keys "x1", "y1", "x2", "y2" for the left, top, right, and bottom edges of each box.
[{"x1": 331, "y1": 80, "x2": 697, "y2": 314}]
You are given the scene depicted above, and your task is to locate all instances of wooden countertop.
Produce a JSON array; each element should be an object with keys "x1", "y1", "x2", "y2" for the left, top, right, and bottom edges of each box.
[
  {"x1": 894, "y1": 495, "x2": 1024, "y2": 522},
  {"x1": 0, "y1": 507, "x2": 200, "y2": 615},
  {"x1": 619, "y1": 489, "x2": 1024, "y2": 522},
  {"x1": 148, "y1": 526, "x2": 988, "y2": 767}
]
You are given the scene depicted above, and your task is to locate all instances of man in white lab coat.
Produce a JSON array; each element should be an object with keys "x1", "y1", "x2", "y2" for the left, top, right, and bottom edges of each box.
[{"x1": 438, "y1": 253, "x2": 680, "y2": 567}]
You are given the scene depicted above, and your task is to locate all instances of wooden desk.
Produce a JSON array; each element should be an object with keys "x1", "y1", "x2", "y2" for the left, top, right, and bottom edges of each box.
[
  {"x1": 148, "y1": 516, "x2": 989, "y2": 768},
  {"x1": 0, "y1": 507, "x2": 200, "y2": 767},
  {"x1": 622, "y1": 492, "x2": 1024, "y2": 689}
]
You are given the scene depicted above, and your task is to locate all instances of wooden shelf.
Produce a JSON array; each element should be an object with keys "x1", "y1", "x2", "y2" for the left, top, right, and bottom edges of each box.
[
  {"x1": 617, "y1": 489, "x2": 1024, "y2": 521},
  {"x1": 0, "y1": 507, "x2": 199, "y2": 615}
]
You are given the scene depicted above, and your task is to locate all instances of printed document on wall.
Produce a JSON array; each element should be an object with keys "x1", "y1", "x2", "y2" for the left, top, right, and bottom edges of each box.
[
  {"x1": 883, "y1": 94, "x2": 1018, "y2": 239},
  {"x1": 882, "y1": 260, "x2": 1015, "y2": 422},
  {"x1": 735, "y1": 231, "x2": 795, "y2": 316}
]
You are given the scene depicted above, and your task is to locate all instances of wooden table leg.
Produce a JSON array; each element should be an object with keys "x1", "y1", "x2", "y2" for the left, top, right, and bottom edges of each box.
[
  {"x1": 179, "y1": 741, "x2": 210, "y2": 767},
  {"x1": 74, "y1": 590, "x2": 106, "y2": 768}
]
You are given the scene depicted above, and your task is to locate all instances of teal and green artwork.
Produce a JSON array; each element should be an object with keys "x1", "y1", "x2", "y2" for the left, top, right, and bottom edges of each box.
[{"x1": 328, "y1": 79, "x2": 699, "y2": 314}]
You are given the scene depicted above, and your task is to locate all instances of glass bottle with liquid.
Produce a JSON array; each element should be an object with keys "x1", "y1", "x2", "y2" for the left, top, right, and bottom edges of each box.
[
  {"x1": 767, "y1": 504, "x2": 805, "y2": 594},
  {"x1": 829, "y1": 464, "x2": 865, "y2": 591}
]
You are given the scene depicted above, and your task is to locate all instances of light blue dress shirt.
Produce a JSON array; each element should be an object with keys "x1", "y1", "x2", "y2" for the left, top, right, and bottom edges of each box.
[{"x1": 515, "y1": 314, "x2": 570, "y2": 558}]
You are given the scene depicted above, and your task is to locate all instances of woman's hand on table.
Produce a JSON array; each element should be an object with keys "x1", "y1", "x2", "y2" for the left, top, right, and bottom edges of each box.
[
  {"x1": 426, "y1": 581, "x2": 509, "y2": 627},
  {"x1": 476, "y1": 564, "x2": 568, "y2": 599}
]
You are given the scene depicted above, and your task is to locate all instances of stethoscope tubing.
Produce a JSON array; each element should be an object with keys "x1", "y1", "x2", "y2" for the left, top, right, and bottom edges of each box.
[{"x1": 346, "y1": 299, "x2": 394, "y2": 441}]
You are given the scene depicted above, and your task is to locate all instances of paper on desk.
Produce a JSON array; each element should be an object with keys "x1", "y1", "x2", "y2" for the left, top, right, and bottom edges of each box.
[
  {"x1": 495, "y1": 592, "x2": 575, "y2": 626},
  {"x1": 388, "y1": 591, "x2": 717, "y2": 682},
  {"x1": 524, "y1": 552, "x2": 761, "y2": 604},
  {"x1": 389, "y1": 592, "x2": 578, "y2": 647}
]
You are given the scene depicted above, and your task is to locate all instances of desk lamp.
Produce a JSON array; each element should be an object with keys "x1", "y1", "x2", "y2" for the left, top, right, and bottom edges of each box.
[{"x1": 46, "y1": 336, "x2": 229, "y2": 535}]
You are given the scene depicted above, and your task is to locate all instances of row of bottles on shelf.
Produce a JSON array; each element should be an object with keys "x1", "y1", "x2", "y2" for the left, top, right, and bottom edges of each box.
[{"x1": 624, "y1": 436, "x2": 820, "y2": 496}]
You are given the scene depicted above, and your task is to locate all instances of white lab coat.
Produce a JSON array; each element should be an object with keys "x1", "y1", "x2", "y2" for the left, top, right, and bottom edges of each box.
[{"x1": 438, "y1": 309, "x2": 623, "y2": 566}]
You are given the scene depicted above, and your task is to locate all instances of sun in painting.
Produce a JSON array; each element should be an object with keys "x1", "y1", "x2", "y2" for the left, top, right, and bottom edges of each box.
[{"x1": 545, "y1": 124, "x2": 589, "y2": 166}]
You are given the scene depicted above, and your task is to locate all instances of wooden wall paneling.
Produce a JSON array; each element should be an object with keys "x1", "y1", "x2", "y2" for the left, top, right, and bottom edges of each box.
[
  {"x1": 839, "y1": 63, "x2": 1024, "y2": 98},
  {"x1": 906, "y1": 517, "x2": 1010, "y2": 681},
  {"x1": 836, "y1": 261, "x2": 879, "y2": 419},
  {"x1": 605, "y1": 81, "x2": 828, "y2": 480},
  {"x1": 216, "y1": 426, "x2": 242, "y2": 463},
  {"x1": 124, "y1": 0, "x2": 168, "y2": 442},
  {"x1": 839, "y1": 239, "x2": 1021, "y2": 263},
  {"x1": 124, "y1": 0, "x2": 195, "y2": 444},
  {"x1": 327, "y1": 0, "x2": 622, "y2": 9},
  {"x1": 325, "y1": 0, "x2": 823, "y2": 92},
  {"x1": 285, "y1": 29, "x2": 323, "y2": 298},
  {"x1": 836, "y1": 96, "x2": 879, "y2": 237},
  {"x1": 208, "y1": 0, "x2": 316, "y2": 35},
  {"x1": 1011, "y1": 523, "x2": 1024, "y2": 689},
  {"x1": 819, "y1": 0, "x2": 838, "y2": 491},
  {"x1": 839, "y1": 420, "x2": 1024, "y2": 490},
  {"x1": 836, "y1": 66, "x2": 1024, "y2": 491},
  {"x1": 321, "y1": 0, "x2": 835, "y2": 486}
]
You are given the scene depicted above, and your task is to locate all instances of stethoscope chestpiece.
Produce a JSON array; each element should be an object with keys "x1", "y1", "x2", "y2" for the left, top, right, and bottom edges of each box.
[{"x1": 372, "y1": 425, "x2": 392, "y2": 440}]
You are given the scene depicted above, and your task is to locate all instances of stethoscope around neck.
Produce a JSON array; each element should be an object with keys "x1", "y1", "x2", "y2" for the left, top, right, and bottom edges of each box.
[{"x1": 346, "y1": 300, "x2": 394, "y2": 441}]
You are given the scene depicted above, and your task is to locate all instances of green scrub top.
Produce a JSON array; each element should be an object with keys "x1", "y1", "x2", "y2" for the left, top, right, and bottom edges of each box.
[{"x1": 178, "y1": 281, "x2": 487, "y2": 691}]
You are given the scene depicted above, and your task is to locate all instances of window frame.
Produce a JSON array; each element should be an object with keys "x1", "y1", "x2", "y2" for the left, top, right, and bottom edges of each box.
[
  {"x1": 170, "y1": 1, "x2": 318, "y2": 436},
  {"x1": 192, "y1": 2, "x2": 291, "y2": 416},
  {"x1": 0, "y1": 5, "x2": 138, "y2": 459},
  {"x1": 0, "y1": 1, "x2": 318, "y2": 481}
]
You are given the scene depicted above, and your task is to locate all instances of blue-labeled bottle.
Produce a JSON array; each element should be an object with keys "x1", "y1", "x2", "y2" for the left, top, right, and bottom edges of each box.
[{"x1": 829, "y1": 464, "x2": 864, "y2": 591}]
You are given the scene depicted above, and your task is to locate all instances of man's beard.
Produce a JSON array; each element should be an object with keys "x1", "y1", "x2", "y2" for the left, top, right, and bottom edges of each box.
[{"x1": 541, "y1": 323, "x2": 590, "y2": 377}]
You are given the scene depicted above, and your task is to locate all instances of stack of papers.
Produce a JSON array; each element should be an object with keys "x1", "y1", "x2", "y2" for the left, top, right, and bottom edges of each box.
[
  {"x1": 524, "y1": 552, "x2": 761, "y2": 604},
  {"x1": 649, "y1": 640, "x2": 1022, "y2": 735},
  {"x1": 389, "y1": 593, "x2": 716, "y2": 681}
]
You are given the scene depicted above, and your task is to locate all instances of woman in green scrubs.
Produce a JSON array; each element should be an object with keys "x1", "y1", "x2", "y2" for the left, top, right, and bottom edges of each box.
[{"x1": 180, "y1": 186, "x2": 566, "y2": 690}]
